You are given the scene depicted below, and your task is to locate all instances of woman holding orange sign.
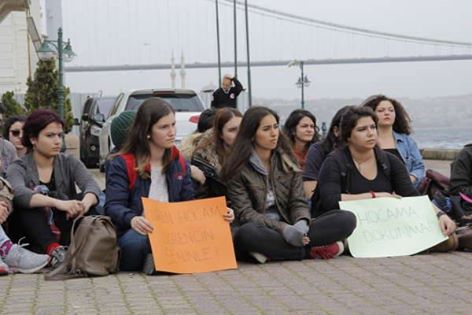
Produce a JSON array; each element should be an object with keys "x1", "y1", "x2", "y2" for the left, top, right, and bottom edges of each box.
[{"x1": 105, "y1": 98, "x2": 234, "y2": 272}]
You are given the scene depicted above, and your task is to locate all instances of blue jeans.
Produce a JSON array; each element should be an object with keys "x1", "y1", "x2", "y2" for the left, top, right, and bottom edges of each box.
[{"x1": 118, "y1": 229, "x2": 151, "y2": 271}]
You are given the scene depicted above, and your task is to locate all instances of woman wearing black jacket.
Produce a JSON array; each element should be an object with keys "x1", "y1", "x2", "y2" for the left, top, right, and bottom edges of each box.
[{"x1": 315, "y1": 106, "x2": 456, "y2": 244}]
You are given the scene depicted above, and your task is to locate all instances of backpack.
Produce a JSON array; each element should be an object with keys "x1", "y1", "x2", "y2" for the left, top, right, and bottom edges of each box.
[
  {"x1": 121, "y1": 146, "x2": 187, "y2": 190},
  {"x1": 45, "y1": 215, "x2": 119, "y2": 280},
  {"x1": 311, "y1": 147, "x2": 391, "y2": 217}
]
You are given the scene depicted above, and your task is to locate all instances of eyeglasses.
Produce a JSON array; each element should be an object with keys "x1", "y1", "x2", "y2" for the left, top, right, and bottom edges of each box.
[{"x1": 9, "y1": 129, "x2": 22, "y2": 137}]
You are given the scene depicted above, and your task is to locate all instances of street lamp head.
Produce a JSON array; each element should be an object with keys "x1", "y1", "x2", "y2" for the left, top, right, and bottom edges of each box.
[
  {"x1": 62, "y1": 39, "x2": 76, "y2": 62},
  {"x1": 287, "y1": 59, "x2": 300, "y2": 67},
  {"x1": 37, "y1": 41, "x2": 57, "y2": 61}
]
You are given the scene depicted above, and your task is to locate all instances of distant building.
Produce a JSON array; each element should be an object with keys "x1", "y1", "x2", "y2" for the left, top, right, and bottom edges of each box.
[{"x1": 0, "y1": 0, "x2": 45, "y2": 94}]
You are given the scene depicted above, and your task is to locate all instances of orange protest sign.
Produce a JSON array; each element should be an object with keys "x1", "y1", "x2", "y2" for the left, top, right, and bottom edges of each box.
[{"x1": 142, "y1": 196, "x2": 237, "y2": 274}]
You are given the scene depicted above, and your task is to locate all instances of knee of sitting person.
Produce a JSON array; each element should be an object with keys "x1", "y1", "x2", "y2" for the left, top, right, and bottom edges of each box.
[
  {"x1": 233, "y1": 222, "x2": 259, "y2": 244},
  {"x1": 339, "y1": 210, "x2": 357, "y2": 234},
  {"x1": 118, "y1": 229, "x2": 150, "y2": 253}
]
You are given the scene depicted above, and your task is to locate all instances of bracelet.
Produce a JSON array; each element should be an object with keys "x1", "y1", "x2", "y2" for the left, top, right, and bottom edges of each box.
[
  {"x1": 370, "y1": 191, "x2": 376, "y2": 199},
  {"x1": 436, "y1": 211, "x2": 446, "y2": 219}
]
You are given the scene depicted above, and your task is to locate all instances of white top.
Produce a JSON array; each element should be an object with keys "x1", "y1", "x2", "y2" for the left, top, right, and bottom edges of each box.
[{"x1": 148, "y1": 166, "x2": 169, "y2": 202}]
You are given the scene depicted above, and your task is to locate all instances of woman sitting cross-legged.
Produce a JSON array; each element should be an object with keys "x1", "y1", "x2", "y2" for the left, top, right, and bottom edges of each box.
[
  {"x1": 105, "y1": 98, "x2": 234, "y2": 272},
  {"x1": 222, "y1": 106, "x2": 356, "y2": 263},
  {"x1": 314, "y1": 106, "x2": 457, "y2": 251},
  {"x1": 6, "y1": 109, "x2": 101, "y2": 268}
]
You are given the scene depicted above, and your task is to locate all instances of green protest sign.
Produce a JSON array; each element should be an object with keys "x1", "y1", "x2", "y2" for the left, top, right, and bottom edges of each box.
[{"x1": 339, "y1": 196, "x2": 447, "y2": 258}]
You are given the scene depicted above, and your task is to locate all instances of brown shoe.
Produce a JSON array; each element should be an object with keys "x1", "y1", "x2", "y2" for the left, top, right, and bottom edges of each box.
[{"x1": 429, "y1": 233, "x2": 459, "y2": 253}]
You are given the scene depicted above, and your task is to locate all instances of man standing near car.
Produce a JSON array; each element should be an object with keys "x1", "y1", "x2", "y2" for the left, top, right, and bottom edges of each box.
[{"x1": 211, "y1": 74, "x2": 243, "y2": 109}]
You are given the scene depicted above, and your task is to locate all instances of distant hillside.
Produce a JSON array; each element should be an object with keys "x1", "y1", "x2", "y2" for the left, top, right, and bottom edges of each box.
[{"x1": 254, "y1": 94, "x2": 472, "y2": 129}]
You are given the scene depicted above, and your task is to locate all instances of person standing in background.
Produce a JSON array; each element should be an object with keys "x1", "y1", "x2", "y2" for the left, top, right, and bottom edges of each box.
[{"x1": 211, "y1": 74, "x2": 244, "y2": 109}]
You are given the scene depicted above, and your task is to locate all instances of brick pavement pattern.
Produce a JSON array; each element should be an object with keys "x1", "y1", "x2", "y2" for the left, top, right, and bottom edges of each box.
[{"x1": 0, "y1": 252, "x2": 471, "y2": 314}]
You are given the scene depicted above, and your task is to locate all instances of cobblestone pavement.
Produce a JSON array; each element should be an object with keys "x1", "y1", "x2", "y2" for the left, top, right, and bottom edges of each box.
[
  {"x1": 0, "y1": 252, "x2": 471, "y2": 314},
  {"x1": 7, "y1": 146, "x2": 460, "y2": 314}
]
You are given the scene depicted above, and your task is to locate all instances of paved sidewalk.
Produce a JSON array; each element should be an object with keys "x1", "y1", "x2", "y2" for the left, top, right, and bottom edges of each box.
[
  {"x1": 0, "y1": 252, "x2": 471, "y2": 314},
  {"x1": 7, "y1": 140, "x2": 459, "y2": 314}
]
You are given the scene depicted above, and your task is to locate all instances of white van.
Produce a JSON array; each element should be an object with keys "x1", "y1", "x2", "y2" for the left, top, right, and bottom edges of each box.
[{"x1": 98, "y1": 89, "x2": 204, "y2": 171}]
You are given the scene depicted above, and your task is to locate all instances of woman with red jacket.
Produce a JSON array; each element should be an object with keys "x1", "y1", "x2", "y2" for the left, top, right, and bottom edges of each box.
[{"x1": 105, "y1": 98, "x2": 234, "y2": 271}]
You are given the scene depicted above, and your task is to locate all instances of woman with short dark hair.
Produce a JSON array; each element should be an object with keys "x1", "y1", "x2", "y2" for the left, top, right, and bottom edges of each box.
[
  {"x1": 3, "y1": 115, "x2": 27, "y2": 157},
  {"x1": 7, "y1": 109, "x2": 101, "y2": 267}
]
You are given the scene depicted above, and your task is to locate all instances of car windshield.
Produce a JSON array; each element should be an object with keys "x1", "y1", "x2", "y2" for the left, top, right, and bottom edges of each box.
[
  {"x1": 125, "y1": 93, "x2": 204, "y2": 112},
  {"x1": 96, "y1": 97, "x2": 117, "y2": 118}
]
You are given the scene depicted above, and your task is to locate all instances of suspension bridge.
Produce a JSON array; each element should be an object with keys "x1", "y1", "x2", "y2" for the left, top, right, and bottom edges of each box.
[{"x1": 64, "y1": 0, "x2": 472, "y2": 72}]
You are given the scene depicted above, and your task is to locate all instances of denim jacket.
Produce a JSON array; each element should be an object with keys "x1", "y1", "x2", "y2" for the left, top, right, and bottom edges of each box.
[{"x1": 393, "y1": 131, "x2": 425, "y2": 187}]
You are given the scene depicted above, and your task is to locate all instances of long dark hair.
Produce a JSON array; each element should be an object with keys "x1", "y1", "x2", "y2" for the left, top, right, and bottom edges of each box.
[
  {"x1": 118, "y1": 97, "x2": 175, "y2": 176},
  {"x1": 221, "y1": 106, "x2": 295, "y2": 181},
  {"x1": 213, "y1": 108, "x2": 242, "y2": 166},
  {"x1": 283, "y1": 109, "x2": 319, "y2": 151},
  {"x1": 361, "y1": 94, "x2": 412, "y2": 134},
  {"x1": 340, "y1": 106, "x2": 378, "y2": 143},
  {"x1": 319, "y1": 105, "x2": 353, "y2": 155}
]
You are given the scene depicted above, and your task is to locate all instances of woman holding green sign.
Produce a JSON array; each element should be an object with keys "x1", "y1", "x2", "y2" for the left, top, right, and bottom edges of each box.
[
  {"x1": 314, "y1": 106, "x2": 456, "y2": 250},
  {"x1": 223, "y1": 106, "x2": 356, "y2": 263}
]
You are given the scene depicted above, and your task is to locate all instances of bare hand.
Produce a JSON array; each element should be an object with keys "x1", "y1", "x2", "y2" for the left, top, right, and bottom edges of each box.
[
  {"x1": 439, "y1": 215, "x2": 456, "y2": 236},
  {"x1": 0, "y1": 201, "x2": 10, "y2": 224},
  {"x1": 56, "y1": 200, "x2": 85, "y2": 219},
  {"x1": 131, "y1": 216, "x2": 154, "y2": 235},
  {"x1": 302, "y1": 235, "x2": 310, "y2": 246},
  {"x1": 190, "y1": 165, "x2": 206, "y2": 184},
  {"x1": 223, "y1": 208, "x2": 235, "y2": 223}
]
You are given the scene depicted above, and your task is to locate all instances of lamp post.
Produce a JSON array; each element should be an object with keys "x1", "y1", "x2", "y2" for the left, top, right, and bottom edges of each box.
[
  {"x1": 288, "y1": 60, "x2": 310, "y2": 109},
  {"x1": 37, "y1": 27, "x2": 76, "y2": 121}
]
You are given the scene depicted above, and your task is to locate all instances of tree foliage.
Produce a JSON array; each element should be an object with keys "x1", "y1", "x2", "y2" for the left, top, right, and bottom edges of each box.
[
  {"x1": 24, "y1": 59, "x2": 73, "y2": 132},
  {"x1": 1, "y1": 91, "x2": 26, "y2": 116}
]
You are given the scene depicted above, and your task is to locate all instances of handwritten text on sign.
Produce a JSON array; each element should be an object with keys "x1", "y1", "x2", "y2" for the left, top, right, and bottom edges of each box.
[
  {"x1": 340, "y1": 196, "x2": 447, "y2": 258},
  {"x1": 142, "y1": 196, "x2": 237, "y2": 273}
]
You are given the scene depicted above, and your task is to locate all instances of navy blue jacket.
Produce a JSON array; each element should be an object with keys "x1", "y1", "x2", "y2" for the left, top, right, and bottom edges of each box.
[{"x1": 104, "y1": 153, "x2": 194, "y2": 236}]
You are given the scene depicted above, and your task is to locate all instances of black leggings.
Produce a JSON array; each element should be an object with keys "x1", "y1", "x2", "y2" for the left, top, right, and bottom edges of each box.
[
  {"x1": 233, "y1": 209, "x2": 356, "y2": 262},
  {"x1": 9, "y1": 207, "x2": 73, "y2": 253}
]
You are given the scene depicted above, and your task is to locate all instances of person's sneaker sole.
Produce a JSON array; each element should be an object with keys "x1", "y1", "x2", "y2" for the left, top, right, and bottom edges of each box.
[{"x1": 11, "y1": 257, "x2": 50, "y2": 274}]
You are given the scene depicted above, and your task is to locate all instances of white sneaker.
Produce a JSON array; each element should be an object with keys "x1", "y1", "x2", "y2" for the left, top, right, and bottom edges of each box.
[
  {"x1": 3, "y1": 244, "x2": 50, "y2": 274},
  {"x1": 0, "y1": 256, "x2": 9, "y2": 275},
  {"x1": 249, "y1": 252, "x2": 268, "y2": 264}
]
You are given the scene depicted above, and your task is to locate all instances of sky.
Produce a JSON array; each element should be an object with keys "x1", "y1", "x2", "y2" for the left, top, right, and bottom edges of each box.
[{"x1": 58, "y1": 0, "x2": 472, "y2": 100}]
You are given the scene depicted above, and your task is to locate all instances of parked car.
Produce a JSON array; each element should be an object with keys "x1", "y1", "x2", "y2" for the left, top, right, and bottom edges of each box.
[
  {"x1": 98, "y1": 89, "x2": 204, "y2": 171},
  {"x1": 80, "y1": 95, "x2": 120, "y2": 168}
]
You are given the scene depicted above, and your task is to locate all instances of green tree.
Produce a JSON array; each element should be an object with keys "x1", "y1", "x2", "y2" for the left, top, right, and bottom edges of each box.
[
  {"x1": 24, "y1": 59, "x2": 74, "y2": 132},
  {"x1": 1, "y1": 91, "x2": 26, "y2": 116}
]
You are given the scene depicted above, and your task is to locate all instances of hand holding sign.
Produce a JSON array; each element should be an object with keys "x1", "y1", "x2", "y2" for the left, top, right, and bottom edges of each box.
[
  {"x1": 142, "y1": 196, "x2": 237, "y2": 274},
  {"x1": 340, "y1": 196, "x2": 447, "y2": 258}
]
